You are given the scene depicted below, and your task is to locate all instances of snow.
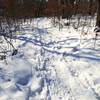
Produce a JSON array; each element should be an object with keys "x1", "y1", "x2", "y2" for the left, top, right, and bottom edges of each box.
[{"x1": 0, "y1": 17, "x2": 100, "y2": 100}]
